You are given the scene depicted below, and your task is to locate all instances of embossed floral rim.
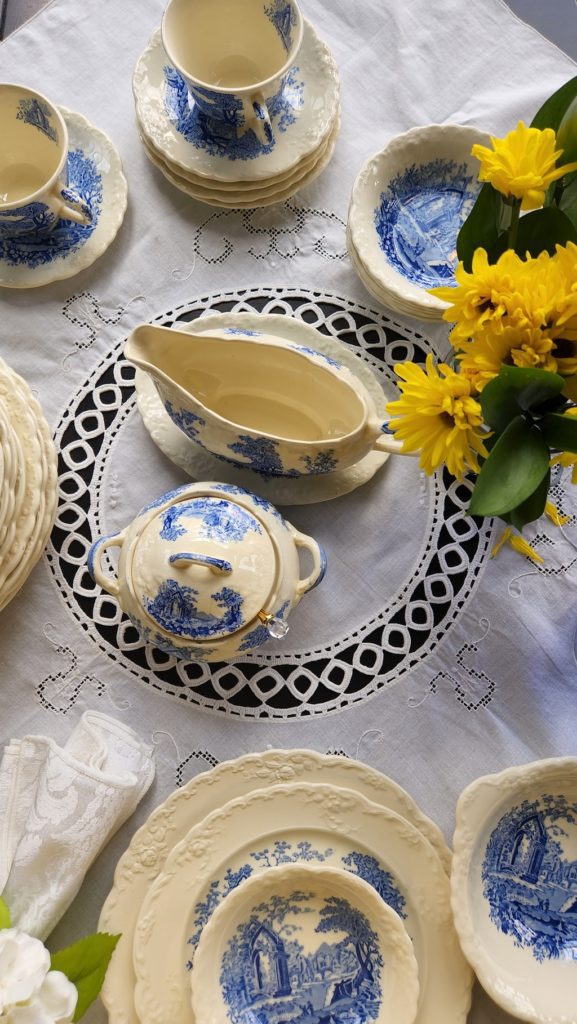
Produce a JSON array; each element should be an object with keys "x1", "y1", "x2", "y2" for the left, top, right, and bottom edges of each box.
[{"x1": 451, "y1": 757, "x2": 577, "y2": 1024}]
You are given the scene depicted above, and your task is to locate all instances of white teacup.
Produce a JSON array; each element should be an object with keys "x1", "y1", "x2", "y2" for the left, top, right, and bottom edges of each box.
[
  {"x1": 0, "y1": 84, "x2": 93, "y2": 238},
  {"x1": 161, "y1": 0, "x2": 303, "y2": 146}
]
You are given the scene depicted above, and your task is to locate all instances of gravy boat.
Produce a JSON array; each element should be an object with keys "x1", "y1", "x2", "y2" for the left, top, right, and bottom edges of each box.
[{"x1": 125, "y1": 323, "x2": 405, "y2": 476}]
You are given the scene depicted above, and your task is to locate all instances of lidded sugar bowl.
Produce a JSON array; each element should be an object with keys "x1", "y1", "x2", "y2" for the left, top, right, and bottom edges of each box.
[{"x1": 87, "y1": 482, "x2": 326, "y2": 662}]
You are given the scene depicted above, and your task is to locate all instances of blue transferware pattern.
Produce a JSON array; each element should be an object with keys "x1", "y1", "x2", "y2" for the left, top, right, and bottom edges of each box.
[
  {"x1": 374, "y1": 159, "x2": 478, "y2": 289},
  {"x1": 238, "y1": 599, "x2": 290, "y2": 651},
  {"x1": 129, "y1": 615, "x2": 217, "y2": 661},
  {"x1": 188, "y1": 82, "x2": 246, "y2": 128},
  {"x1": 186, "y1": 845, "x2": 405, "y2": 974},
  {"x1": 288, "y1": 344, "x2": 341, "y2": 369},
  {"x1": 219, "y1": 889, "x2": 383, "y2": 1024},
  {"x1": 264, "y1": 0, "x2": 297, "y2": 52},
  {"x1": 301, "y1": 452, "x2": 337, "y2": 475},
  {"x1": 482, "y1": 793, "x2": 577, "y2": 962},
  {"x1": 224, "y1": 328, "x2": 262, "y2": 337},
  {"x1": 16, "y1": 97, "x2": 57, "y2": 142},
  {"x1": 211, "y1": 483, "x2": 286, "y2": 523},
  {"x1": 163, "y1": 65, "x2": 304, "y2": 160},
  {"x1": 158, "y1": 497, "x2": 263, "y2": 542},
  {"x1": 0, "y1": 201, "x2": 58, "y2": 238},
  {"x1": 0, "y1": 150, "x2": 102, "y2": 269},
  {"x1": 164, "y1": 399, "x2": 205, "y2": 441},
  {"x1": 144, "y1": 579, "x2": 244, "y2": 639},
  {"x1": 227, "y1": 435, "x2": 299, "y2": 478},
  {"x1": 138, "y1": 484, "x2": 193, "y2": 515}
]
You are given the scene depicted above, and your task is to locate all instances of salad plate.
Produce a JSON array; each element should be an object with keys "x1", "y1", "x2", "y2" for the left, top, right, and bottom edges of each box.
[
  {"x1": 451, "y1": 757, "x2": 577, "y2": 1024},
  {"x1": 133, "y1": 310, "x2": 390, "y2": 505},
  {"x1": 133, "y1": 21, "x2": 339, "y2": 183},
  {"x1": 0, "y1": 108, "x2": 127, "y2": 289},
  {"x1": 191, "y1": 862, "x2": 420, "y2": 1024},
  {"x1": 347, "y1": 225, "x2": 443, "y2": 322},
  {"x1": 99, "y1": 749, "x2": 451, "y2": 1024},
  {"x1": 133, "y1": 782, "x2": 470, "y2": 1024}
]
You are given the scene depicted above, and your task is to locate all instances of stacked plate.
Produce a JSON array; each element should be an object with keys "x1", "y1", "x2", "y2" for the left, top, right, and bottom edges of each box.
[
  {"x1": 133, "y1": 20, "x2": 340, "y2": 208},
  {"x1": 347, "y1": 124, "x2": 488, "y2": 321},
  {"x1": 0, "y1": 357, "x2": 57, "y2": 611},
  {"x1": 100, "y1": 749, "x2": 473, "y2": 1024}
]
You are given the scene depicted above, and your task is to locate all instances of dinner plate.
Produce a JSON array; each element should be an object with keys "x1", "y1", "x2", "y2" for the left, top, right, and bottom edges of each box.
[
  {"x1": 133, "y1": 310, "x2": 391, "y2": 505},
  {"x1": 133, "y1": 782, "x2": 470, "y2": 1024},
  {"x1": 133, "y1": 21, "x2": 339, "y2": 182},
  {"x1": 190, "y1": 863, "x2": 420, "y2": 1024},
  {"x1": 452, "y1": 757, "x2": 577, "y2": 1024},
  {"x1": 99, "y1": 749, "x2": 451, "y2": 1024}
]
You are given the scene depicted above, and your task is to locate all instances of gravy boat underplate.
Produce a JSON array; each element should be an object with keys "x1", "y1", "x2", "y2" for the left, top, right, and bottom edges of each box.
[{"x1": 125, "y1": 324, "x2": 405, "y2": 476}]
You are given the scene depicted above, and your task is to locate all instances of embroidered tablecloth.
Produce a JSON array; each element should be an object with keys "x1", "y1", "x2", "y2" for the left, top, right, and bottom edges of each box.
[{"x1": 1, "y1": 0, "x2": 576, "y2": 1020}]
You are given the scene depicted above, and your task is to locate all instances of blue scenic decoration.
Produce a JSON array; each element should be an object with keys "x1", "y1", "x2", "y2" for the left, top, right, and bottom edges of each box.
[
  {"x1": 227, "y1": 435, "x2": 299, "y2": 477},
  {"x1": 343, "y1": 853, "x2": 406, "y2": 920},
  {"x1": 163, "y1": 65, "x2": 304, "y2": 160},
  {"x1": 224, "y1": 327, "x2": 262, "y2": 337},
  {"x1": 374, "y1": 158, "x2": 478, "y2": 289},
  {"x1": 482, "y1": 793, "x2": 577, "y2": 962},
  {"x1": 0, "y1": 150, "x2": 102, "y2": 269},
  {"x1": 16, "y1": 97, "x2": 57, "y2": 142},
  {"x1": 158, "y1": 497, "x2": 262, "y2": 542},
  {"x1": 238, "y1": 599, "x2": 291, "y2": 652},
  {"x1": 264, "y1": 0, "x2": 297, "y2": 52},
  {"x1": 144, "y1": 580, "x2": 244, "y2": 639},
  {"x1": 219, "y1": 890, "x2": 383, "y2": 1024},
  {"x1": 60, "y1": 186, "x2": 92, "y2": 223},
  {"x1": 138, "y1": 484, "x2": 192, "y2": 516},
  {"x1": 134, "y1": 617, "x2": 217, "y2": 661},
  {"x1": 289, "y1": 344, "x2": 342, "y2": 369},
  {"x1": 164, "y1": 399, "x2": 205, "y2": 442},
  {"x1": 189, "y1": 82, "x2": 245, "y2": 127},
  {"x1": 300, "y1": 451, "x2": 337, "y2": 475},
  {"x1": 212, "y1": 484, "x2": 286, "y2": 523},
  {"x1": 0, "y1": 201, "x2": 58, "y2": 238}
]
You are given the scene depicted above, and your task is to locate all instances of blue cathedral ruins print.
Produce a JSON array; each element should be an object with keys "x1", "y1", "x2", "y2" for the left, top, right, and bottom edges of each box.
[{"x1": 482, "y1": 794, "x2": 577, "y2": 962}]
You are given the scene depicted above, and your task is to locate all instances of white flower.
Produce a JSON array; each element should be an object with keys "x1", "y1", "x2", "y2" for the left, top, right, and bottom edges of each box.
[{"x1": 0, "y1": 930, "x2": 77, "y2": 1024}]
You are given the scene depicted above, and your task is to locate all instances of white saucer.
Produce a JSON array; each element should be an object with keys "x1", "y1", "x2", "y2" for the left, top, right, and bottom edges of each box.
[
  {"x1": 0, "y1": 108, "x2": 127, "y2": 289},
  {"x1": 133, "y1": 20, "x2": 339, "y2": 182},
  {"x1": 133, "y1": 311, "x2": 390, "y2": 505},
  {"x1": 140, "y1": 112, "x2": 339, "y2": 207}
]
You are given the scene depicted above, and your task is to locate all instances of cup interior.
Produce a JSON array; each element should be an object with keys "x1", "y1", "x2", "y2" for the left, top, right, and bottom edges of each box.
[
  {"x1": 0, "y1": 85, "x2": 64, "y2": 207},
  {"x1": 163, "y1": 0, "x2": 301, "y2": 90}
]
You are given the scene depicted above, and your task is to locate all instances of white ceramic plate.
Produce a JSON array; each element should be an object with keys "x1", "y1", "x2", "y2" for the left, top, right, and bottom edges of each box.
[
  {"x1": 133, "y1": 310, "x2": 391, "y2": 505},
  {"x1": 191, "y1": 862, "x2": 420, "y2": 1024},
  {"x1": 133, "y1": 21, "x2": 339, "y2": 182},
  {"x1": 139, "y1": 111, "x2": 339, "y2": 207},
  {"x1": 99, "y1": 749, "x2": 451, "y2": 1024},
  {"x1": 348, "y1": 124, "x2": 488, "y2": 318},
  {"x1": 451, "y1": 757, "x2": 577, "y2": 1024},
  {"x1": 347, "y1": 225, "x2": 444, "y2": 322},
  {"x1": 133, "y1": 782, "x2": 470, "y2": 1024},
  {"x1": 0, "y1": 109, "x2": 127, "y2": 289}
]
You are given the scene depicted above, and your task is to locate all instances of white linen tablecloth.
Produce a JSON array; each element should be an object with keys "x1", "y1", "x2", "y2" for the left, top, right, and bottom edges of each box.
[{"x1": 1, "y1": 0, "x2": 577, "y2": 1020}]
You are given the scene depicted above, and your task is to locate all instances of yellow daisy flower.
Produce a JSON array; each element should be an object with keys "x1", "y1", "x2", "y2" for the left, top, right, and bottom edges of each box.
[
  {"x1": 471, "y1": 121, "x2": 577, "y2": 211},
  {"x1": 457, "y1": 323, "x2": 558, "y2": 392},
  {"x1": 386, "y1": 354, "x2": 489, "y2": 479},
  {"x1": 430, "y1": 248, "x2": 525, "y2": 343}
]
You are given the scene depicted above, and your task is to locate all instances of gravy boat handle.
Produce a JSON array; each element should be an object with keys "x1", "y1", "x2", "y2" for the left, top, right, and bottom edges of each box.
[
  {"x1": 291, "y1": 529, "x2": 327, "y2": 599},
  {"x1": 88, "y1": 530, "x2": 127, "y2": 597},
  {"x1": 372, "y1": 421, "x2": 419, "y2": 456}
]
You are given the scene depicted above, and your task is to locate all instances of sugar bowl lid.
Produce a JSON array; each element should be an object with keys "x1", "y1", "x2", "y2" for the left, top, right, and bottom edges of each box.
[{"x1": 131, "y1": 495, "x2": 277, "y2": 641}]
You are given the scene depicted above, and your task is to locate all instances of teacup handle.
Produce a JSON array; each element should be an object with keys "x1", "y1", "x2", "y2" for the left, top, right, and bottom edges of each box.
[
  {"x1": 88, "y1": 530, "x2": 127, "y2": 597},
  {"x1": 291, "y1": 527, "x2": 327, "y2": 599},
  {"x1": 372, "y1": 421, "x2": 419, "y2": 456},
  {"x1": 245, "y1": 93, "x2": 273, "y2": 146},
  {"x1": 54, "y1": 184, "x2": 93, "y2": 226}
]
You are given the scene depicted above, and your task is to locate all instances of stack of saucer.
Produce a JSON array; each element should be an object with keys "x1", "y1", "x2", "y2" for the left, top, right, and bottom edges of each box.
[
  {"x1": 0, "y1": 358, "x2": 57, "y2": 611},
  {"x1": 133, "y1": 18, "x2": 340, "y2": 209},
  {"x1": 99, "y1": 749, "x2": 473, "y2": 1024}
]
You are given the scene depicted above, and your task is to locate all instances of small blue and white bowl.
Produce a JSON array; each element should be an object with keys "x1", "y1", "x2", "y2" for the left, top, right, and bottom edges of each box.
[
  {"x1": 190, "y1": 862, "x2": 420, "y2": 1024},
  {"x1": 451, "y1": 757, "x2": 577, "y2": 1024},
  {"x1": 348, "y1": 124, "x2": 489, "y2": 321}
]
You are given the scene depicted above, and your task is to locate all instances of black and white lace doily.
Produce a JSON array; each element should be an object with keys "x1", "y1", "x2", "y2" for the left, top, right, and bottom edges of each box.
[{"x1": 48, "y1": 287, "x2": 493, "y2": 719}]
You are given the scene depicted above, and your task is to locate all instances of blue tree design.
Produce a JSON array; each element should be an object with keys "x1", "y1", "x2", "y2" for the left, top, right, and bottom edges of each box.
[
  {"x1": 315, "y1": 896, "x2": 383, "y2": 994},
  {"x1": 343, "y1": 852, "x2": 406, "y2": 919},
  {"x1": 144, "y1": 580, "x2": 244, "y2": 638}
]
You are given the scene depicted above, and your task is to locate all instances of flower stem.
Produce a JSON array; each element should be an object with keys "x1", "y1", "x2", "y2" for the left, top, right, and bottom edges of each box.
[{"x1": 508, "y1": 199, "x2": 521, "y2": 251}]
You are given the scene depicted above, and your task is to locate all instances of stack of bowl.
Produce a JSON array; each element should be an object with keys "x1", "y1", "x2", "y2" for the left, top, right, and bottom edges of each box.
[
  {"x1": 133, "y1": 0, "x2": 340, "y2": 208},
  {"x1": 348, "y1": 124, "x2": 488, "y2": 321},
  {"x1": 99, "y1": 749, "x2": 473, "y2": 1024}
]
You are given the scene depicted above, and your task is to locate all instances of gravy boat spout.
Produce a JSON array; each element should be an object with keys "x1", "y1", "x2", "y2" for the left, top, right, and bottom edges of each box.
[{"x1": 125, "y1": 323, "x2": 408, "y2": 477}]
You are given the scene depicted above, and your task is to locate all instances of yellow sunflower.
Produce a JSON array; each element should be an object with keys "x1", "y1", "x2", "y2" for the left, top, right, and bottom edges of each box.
[
  {"x1": 386, "y1": 354, "x2": 489, "y2": 478},
  {"x1": 471, "y1": 121, "x2": 577, "y2": 210}
]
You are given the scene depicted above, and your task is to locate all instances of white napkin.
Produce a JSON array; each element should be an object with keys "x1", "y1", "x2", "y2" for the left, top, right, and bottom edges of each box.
[{"x1": 0, "y1": 711, "x2": 155, "y2": 940}]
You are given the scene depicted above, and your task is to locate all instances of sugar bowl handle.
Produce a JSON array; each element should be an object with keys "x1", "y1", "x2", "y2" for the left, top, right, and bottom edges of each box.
[
  {"x1": 291, "y1": 527, "x2": 327, "y2": 599},
  {"x1": 88, "y1": 530, "x2": 127, "y2": 597}
]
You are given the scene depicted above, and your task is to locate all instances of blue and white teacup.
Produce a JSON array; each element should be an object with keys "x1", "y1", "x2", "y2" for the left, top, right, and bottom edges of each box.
[
  {"x1": 0, "y1": 84, "x2": 92, "y2": 239},
  {"x1": 161, "y1": 0, "x2": 303, "y2": 146}
]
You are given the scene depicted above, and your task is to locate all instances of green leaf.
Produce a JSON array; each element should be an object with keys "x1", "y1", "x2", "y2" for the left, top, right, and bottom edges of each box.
[
  {"x1": 531, "y1": 76, "x2": 577, "y2": 133},
  {"x1": 457, "y1": 183, "x2": 504, "y2": 271},
  {"x1": 480, "y1": 365, "x2": 566, "y2": 432},
  {"x1": 540, "y1": 412, "x2": 577, "y2": 453},
  {"x1": 563, "y1": 377, "x2": 577, "y2": 402},
  {"x1": 514, "y1": 207, "x2": 577, "y2": 257},
  {"x1": 0, "y1": 896, "x2": 11, "y2": 929},
  {"x1": 469, "y1": 415, "x2": 550, "y2": 516},
  {"x1": 51, "y1": 933, "x2": 120, "y2": 1022},
  {"x1": 508, "y1": 469, "x2": 550, "y2": 530},
  {"x1": 558, "y1": 174, "x2": 577, "y2": 229}
]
